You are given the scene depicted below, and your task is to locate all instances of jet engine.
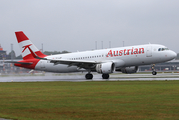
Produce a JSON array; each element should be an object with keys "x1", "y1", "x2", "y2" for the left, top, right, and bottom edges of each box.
[
  {"x1": 96, "y1": 62, "x2": 115, "y2": 74},
  {"x1": 116, "y1": 66, "x2": 138, "y2": 74}
]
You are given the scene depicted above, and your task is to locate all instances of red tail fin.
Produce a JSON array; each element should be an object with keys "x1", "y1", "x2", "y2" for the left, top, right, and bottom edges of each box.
[{"x1": 15, "y1": 31, "x2": 47, "y2": 60}]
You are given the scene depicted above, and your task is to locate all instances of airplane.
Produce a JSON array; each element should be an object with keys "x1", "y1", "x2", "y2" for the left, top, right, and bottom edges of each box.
[{"x1": 7, "y1": 31, "x2": 177, "y2": 79}]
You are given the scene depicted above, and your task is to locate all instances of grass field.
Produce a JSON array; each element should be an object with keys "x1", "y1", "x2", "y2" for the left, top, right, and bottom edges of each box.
[{"x1": 0, "y1": 81, "x2": 179, "y2": 120}]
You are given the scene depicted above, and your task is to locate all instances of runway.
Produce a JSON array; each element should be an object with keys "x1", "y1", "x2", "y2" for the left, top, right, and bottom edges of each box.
[{"x1": 0, "y1": 72, "x2": 179, "y2": 82}]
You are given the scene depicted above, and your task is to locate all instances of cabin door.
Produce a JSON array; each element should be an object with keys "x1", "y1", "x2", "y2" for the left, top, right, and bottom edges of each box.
[{"x1": 146, "y1": 46, "x2": 152, "y2": 57}]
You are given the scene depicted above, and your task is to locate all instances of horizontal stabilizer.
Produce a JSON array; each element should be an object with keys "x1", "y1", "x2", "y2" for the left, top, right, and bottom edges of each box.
[{"x1": 5, "y1": 61, "x2": 32, "y2": 65}]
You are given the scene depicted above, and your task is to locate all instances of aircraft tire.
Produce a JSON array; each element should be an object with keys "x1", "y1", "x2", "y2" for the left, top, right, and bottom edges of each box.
[
  {"x1": 102, "y1": 74, "x2": 109, "y2": 79},
  {"x1": 85, "y1": 73, "x2": 93, "y2": 79},
  {"x1": 152, "y1": 71, "x2": 157, "y2": 75}
]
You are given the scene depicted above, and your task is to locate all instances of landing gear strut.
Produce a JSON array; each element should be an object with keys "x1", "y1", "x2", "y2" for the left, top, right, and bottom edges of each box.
[
  {"x1": 102, "y1": 74, "x2": 109, "y2": 79},
  {"x1": 151, "y1": 64, "x2": 157, "y2": 75}
]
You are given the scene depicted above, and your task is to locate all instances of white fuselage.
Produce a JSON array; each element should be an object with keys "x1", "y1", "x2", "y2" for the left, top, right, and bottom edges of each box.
[{"x1": 34, "y1": 44, "x2": 176, "y2": 73}]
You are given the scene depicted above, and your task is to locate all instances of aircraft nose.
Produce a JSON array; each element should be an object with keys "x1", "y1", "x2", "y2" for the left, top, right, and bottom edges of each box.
[{"x1": 170, "y1": 51, "x2": 177, "y2": 59}]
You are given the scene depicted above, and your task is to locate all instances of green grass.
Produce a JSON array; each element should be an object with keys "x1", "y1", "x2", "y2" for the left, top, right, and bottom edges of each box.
[{"x1": 0, "y1": 81, "x2": 179, "y2": 120}]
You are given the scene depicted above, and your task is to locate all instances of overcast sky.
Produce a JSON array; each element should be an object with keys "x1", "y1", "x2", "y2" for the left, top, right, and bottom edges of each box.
[{"x1": 0, "y1": 0, "x2": 179, "y2": 56}]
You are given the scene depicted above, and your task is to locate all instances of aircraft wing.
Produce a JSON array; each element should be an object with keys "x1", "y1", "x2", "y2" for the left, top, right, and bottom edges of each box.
[
  {"x1": 48, "y1": 59, "x2": 101, "y2": 69},
  {"x1": 26, "y1": 47, "x2": 102, "y2": 69}
]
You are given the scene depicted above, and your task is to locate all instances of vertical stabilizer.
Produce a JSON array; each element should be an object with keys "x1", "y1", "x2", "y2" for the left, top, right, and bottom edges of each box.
[{"x1": 15, "y1": 31, "x2": 46, "y2": 60}]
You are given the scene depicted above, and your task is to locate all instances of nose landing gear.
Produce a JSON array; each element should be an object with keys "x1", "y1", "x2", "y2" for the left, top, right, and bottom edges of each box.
[
  {"x1": 151, "y1": 64, "x2": 157, "y2": 75},
  {"x1": 152, "y1": 71, "x2": 157, "y2": 75}
]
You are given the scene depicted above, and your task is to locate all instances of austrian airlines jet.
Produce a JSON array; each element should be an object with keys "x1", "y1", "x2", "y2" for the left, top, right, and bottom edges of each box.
[{"x1": 8, "y1": 31, "x2": 177, "y2": 79}]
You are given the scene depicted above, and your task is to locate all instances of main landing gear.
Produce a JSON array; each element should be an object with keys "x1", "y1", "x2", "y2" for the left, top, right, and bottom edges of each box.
[
  {"x1": 85, "y1": 73, "x2": 110, "y2": 79},
  {"x1": 102, "y1": 74, "x2": 109, "y2": 79},
  {"x1": 85, "y1": 73, "x2": 93, "y2": 79},
  {"x1": 151, "y1": 64, "x2": 157, "y2": 75}
]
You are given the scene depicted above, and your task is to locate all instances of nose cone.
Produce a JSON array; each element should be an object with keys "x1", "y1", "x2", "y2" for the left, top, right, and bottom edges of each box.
[{"x1": 169, "y1": 50, "x2": 177, "y2": 60}]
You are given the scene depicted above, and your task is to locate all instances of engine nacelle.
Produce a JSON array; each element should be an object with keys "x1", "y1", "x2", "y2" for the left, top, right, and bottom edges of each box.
[
  {"x1": 118, "y1": 66, "x2": 138, "y2": 74},
  {"x1": 96, "y1": 62, "x2": 115, "y2": 74}
]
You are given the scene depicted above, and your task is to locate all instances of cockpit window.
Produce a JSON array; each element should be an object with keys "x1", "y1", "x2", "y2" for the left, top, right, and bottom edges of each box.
[{"x1": 158, "y1": 48, "x2": 169, "y2": 51}]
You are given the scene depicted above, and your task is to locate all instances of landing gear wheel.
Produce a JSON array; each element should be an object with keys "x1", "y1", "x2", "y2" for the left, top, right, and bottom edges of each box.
[
  {"x1": 152, "y1": 71, "x2": 157, "y2": 75},
  {"x1": 85, "y1": 73, "x2": 93, "y2": 79},
  {"x1": 102, "y1": 74, "x2": 109, "y2": 79}
]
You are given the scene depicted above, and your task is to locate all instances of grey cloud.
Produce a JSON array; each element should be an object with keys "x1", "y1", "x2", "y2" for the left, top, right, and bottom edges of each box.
[{"x1": 0, "y1": 0, "x2": 179, "y2": 55}]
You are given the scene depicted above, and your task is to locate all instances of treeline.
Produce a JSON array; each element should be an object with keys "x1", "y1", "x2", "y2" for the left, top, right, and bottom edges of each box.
[{"x1": 43, "y1": 50, "x2": 69, "y2": 55}]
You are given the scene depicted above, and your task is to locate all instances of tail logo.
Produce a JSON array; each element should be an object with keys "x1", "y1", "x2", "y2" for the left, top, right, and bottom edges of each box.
[{"x1": 22, "y1": 44, "x2": 32, "y2": 53}]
